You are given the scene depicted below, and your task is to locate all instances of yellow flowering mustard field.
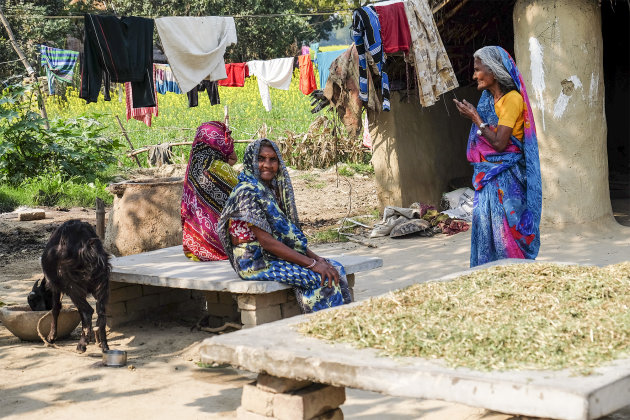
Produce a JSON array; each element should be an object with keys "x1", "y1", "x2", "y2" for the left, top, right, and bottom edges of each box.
[{"x1": 45, "y1": 68, "x2": 324, "y2": 165}]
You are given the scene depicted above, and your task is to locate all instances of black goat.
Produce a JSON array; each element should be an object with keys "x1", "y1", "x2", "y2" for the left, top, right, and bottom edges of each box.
[
  {"x1": 27, "y1": 278, "x2": 53, "y2": 311},
  {"x1": 41, "y1": 220, "x2": 110, "y2": 353}
]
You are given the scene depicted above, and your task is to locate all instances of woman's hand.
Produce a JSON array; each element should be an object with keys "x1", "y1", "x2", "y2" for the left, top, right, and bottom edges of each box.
[
  {"x1": 227, "y1": 151, "x2": 238, "y2": 166},
  {"x1": 453, "y1": 99, "x2": 483, "y2": 126},
  {"x1": 311, "y1": 260, "x2": 340, "y2": 288}
]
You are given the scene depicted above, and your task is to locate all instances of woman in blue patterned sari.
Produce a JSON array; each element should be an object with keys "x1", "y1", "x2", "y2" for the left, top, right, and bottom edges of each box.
[
  {"x1": 454, "y1": 46, "x2": 542, "y2": 267},
  {"x1": 218, "y1": 139, "x2": 352, "y2": 313}
]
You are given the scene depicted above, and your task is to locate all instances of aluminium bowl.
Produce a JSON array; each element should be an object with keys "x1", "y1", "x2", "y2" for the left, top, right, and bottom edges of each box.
[{"x1": 102, "y1": 349, "x2": 127, "y2": 367}]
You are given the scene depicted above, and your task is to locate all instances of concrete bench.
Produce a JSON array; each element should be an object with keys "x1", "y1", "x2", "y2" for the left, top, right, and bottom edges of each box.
[
  {"x1": 107, "y1": 246, "x2": 382, "y2": 328},
  {"x1": 198, "y1": 261, "x2": 630, "y2": 420}
]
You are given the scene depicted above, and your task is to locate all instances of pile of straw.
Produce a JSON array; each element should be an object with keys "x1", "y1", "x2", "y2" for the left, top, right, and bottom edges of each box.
[{"x1": 300, "y1": 263, "x2": 630, "y2": 373}]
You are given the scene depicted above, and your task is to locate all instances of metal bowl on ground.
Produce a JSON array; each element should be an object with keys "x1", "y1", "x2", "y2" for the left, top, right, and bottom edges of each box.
[
  {"x1": 102, "y1": 349, "x2": 127, "y2": 367},
  {"x1": 0, "y1": 304, "x2": 80, "y2": 341}
]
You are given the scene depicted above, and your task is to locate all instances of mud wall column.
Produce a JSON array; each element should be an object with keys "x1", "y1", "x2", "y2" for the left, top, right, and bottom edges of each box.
[
  {"x1": 371, "y1": 89, "x2": 476, "y2": 208},
  {"x1": 513, "y1": 0, "x2": 613, "y2": 225}
]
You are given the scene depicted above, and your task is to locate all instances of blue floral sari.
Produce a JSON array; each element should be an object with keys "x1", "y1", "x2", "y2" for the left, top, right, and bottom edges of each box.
[
  {"x1": 466, "y1": 47, "x2": 542, "y2": 267},
  {"x1": 218, "y1": 139, "x2": 352, "y2": 313}
]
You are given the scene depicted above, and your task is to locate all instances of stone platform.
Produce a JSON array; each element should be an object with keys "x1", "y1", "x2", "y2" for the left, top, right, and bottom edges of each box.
[
  {"x1": 199, "y1": 261, "x2": 630, "y2": 420},
  {"x1": 108, "y1": 246, "x2": 382, "y2": 328}
]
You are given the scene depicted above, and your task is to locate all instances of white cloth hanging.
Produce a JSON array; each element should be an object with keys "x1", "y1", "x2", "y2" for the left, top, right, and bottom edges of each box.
[
  {"x1": 247, "y1": 57, "x2": 294, "y2": 112},
  {"x1": 155, "y1": 16, "x2": 237, "y2": 93}
]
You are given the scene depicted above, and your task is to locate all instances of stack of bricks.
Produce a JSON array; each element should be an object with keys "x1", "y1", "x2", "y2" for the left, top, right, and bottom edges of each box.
[
  {"x1": 204, "y1": 291, "x2": 241, "y2": 325},
  {"x1": 235, "y1": 274, "x2": 355, "y2": 328},
  {"x1": 106, "y1": 281, "x2": 206, "y2": 327},
  {"x1": 238, "y1": 373, "x2": 345, "y2": 420}
]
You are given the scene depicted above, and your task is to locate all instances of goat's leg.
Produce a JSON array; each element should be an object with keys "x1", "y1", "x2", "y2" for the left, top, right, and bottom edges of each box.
[
  {"x1": 68, "y1": 293, "x2": 94, "y2": 353},
  {"x1": 46, "y1": 289, "x2": 62, "y2": 344},
  {"x1": 95, "y1": 299, "x2": 109, "y2": 351}
]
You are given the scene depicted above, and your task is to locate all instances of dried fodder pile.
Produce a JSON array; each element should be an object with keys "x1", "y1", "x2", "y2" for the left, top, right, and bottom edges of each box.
[
  {"x1": 277, "y1": 116, "x2": 367, "y2": 170},
  {"x1": 300, "y1": 263, "x2": 630, "y2": 373}
]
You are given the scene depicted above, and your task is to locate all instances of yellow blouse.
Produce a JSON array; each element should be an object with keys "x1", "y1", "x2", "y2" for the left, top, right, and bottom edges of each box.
[{"x1": 494, "y1": 90, "x2": 525, "y2": 141}]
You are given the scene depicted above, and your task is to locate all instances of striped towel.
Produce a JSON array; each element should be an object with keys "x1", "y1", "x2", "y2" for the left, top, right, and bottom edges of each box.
[
  {"x1": 125, "y1": 75, "x2": 158, "y2": 127},
  {"x1": 39, "y1": 45, "x2": 79, "y2": 94}
]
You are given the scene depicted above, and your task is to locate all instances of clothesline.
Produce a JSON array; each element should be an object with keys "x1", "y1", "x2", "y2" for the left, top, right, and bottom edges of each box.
[
  {"x1": 2, "y1": 0, "x2": 452, "y2": 19},
  {"x1": 3, "y1": 11, "x2": 350, "y2": 19}
]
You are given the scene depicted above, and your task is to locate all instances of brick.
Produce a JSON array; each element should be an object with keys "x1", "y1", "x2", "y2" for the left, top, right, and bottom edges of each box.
[
  {"x1": 159, "y1": 289, "x2": 191, "y2": 306},
  {"x1": 109, "y1": 281, "x2": 128, "y2": 291},
  {"x1": 18, "y1": 210, "x2": 45, "y2": 221},
  {"x1": 204, "y1": 291, "x2": 219, "y2": 304},
  {"x1": 237, "y1": 291, "x2": 289, "y2": 310},
  {"x1": 174, "y1": 299, "x2": 205, "y2": 314},
  {"x1": 141, "y1": 285, "x2": 164, "y2": 296},
  {"x1": 125, "y1": 294, "x2": 161, "y2": 313},
  {"x1": 109, "y1": 284, "x2": 143, "y2": 303},
  {"x1": 257, "y1": 374, "x2": 312, "y2": 394},
  {"x1": 105, "y1": 302, "x2": 126, "y2": 316},
  {"x1": 218, "y1": 291, "x2": 235, "y2": 305},
  {"x1": 207, "y1": 302, "x2": 239, "y2": 318},
  {"x1": 106, "y1": 310, "x2": 145, "y2": 328},
  {"x1": 346, "y1": 274, "x2": 355, "y2": 288},
  {"x1": 241, "y1": 382, "x2": 274, "y2": 416},
  {"x1": 280, "y1": 300, "x2": 302, "y2": 319},
  {"x1": 240, "y1": 305, "x2": 282, "y2": 326},
  {"x1": 312, "y1": 408, "x2": 343, "y2": 420},
  {"x1": 272, "y1": 384, "x2": 345, "y2": 420},
  {"x1": 235, "y1": 407, "x2": 273, "y2": 420}
]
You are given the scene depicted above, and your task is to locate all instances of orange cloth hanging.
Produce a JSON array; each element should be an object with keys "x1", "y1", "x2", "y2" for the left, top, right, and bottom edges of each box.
[{"x1": 298, "y1": 54, "x2": 317, "y2": 95}]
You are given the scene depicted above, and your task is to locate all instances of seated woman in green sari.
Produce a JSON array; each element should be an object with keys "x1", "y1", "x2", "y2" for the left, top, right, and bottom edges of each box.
[{"x1": 218, "y1": 139, "x2": 352, "y2": 313}]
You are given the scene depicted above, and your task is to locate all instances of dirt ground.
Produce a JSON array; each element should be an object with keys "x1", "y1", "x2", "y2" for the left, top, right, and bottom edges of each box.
[
  {"x1": 2, "y1": 167, "x2": 630, "y2": 420},
  {"x1": 0, "y1": 165, "x2": 379, "y2": 289}
]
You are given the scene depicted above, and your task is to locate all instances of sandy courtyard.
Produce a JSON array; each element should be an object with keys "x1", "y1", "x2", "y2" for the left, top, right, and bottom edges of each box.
[{"x1": 1, "y1": 171, "x2": 630, "y2": 419}]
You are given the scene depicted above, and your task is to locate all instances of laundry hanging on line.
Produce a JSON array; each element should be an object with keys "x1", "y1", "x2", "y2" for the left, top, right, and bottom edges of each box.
[
  {"x1": 247, "y1": 57, "x2": 294, "y2": 112},
  {"x1": 298, "y1": 55, "x2": 317, "y2": 95},
  {"x1": 154, "y1": 63, "x2": 182, "y2": 94},
  {"x1": 315, "y1": 49, "x2": 346, "y2": 91},
  {"x1": 218, "y1": 63, "x2": 249, "y2": 87},
  {"x1": 39, "y1": 45, "x2": 79, "y2": 95},
  {"x1": 352, "y1": 6, "x2": 391, "y2": 111},
  {"x1": 80, "y1": 14, "x2": 155, "y2": 108},
  {"x1": 155, "y1": 16, "x2": 237, "y2": 94}
]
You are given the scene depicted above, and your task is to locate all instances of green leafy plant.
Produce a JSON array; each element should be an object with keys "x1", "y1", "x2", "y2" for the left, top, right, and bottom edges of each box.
[{"x1": 0, "y1": 84, "x2": 123, "y2": 184}]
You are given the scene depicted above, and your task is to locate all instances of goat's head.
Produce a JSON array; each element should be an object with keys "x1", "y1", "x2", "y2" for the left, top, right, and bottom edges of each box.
[{"x1": 27, "y1": 278, "x2": 52, "y2": 311}]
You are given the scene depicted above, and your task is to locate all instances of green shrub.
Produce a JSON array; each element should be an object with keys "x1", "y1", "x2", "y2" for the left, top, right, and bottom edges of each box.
[{"x1": 0, "y1": 83, "x2": 124, "y2": 184}]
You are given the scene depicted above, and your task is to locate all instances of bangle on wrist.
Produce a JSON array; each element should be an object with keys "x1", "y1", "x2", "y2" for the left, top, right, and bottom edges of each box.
[
  {"x1": 476, "y1": 123, "x2": 488, "y2": 136},
  {"x1": 305, "y1": 259, "x2": 317, "y2": 269}
]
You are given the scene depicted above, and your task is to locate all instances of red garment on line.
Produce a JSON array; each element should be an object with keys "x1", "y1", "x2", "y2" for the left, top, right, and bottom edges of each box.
[
  {"x1": 125, "y1": 72, "x2": 158, "y2": 127},
  {"x1": 374, "y1": 3, "x2": 412, "y2": 54},
  {"x1": 218, "y1": 63, "x2": 249, "y2": 87},
  {"x1": 298, "y1": 55, "x2": 317, "y2": 95}
]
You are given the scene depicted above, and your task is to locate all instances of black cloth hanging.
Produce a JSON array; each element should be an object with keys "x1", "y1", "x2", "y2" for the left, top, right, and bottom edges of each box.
[
  {"x1": 80, "y1": 14, "x2": 155, "y2": 108},
  {"x1": 187, "y1": 80, "x2": 220, "y2": 108}
]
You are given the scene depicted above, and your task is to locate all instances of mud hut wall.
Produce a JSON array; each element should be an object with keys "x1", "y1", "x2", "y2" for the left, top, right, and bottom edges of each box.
[
  {"x1": 370, "y1": 88, "x2": 477, "y2": 209},
  {"x1": 513, "y1": 0, "x2": 613, "y2": 225}
]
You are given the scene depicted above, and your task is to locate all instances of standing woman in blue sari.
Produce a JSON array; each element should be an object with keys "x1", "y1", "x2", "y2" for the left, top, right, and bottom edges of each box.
[
  {"x1": 453, "y1": 46, "x2": 542, "y2": 267},
  {"x1": 218, "y1": 139, "x2": 352, "y2": 313}
]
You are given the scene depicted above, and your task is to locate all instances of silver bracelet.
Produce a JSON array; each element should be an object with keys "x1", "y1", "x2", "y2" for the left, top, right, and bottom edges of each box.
[{"x1": 305, "y1": 259, "x2": 317, "y2": 269}]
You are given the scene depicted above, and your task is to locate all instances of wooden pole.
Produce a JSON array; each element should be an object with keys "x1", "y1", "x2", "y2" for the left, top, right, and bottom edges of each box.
[
  {"x1": 115, "y1": 115, "x2": 142, "y2": 167},
  {"x1": 95, "y1": 198, "x2": 105, "y2": 240},
  {"x1": 0, "y1": 4, "x2": 50, "y2": 129}
]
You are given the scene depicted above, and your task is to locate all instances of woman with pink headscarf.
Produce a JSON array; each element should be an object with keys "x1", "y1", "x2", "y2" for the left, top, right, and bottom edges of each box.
[{"x1": 181, "y1": 121, "x2": 238, "y2": 261}]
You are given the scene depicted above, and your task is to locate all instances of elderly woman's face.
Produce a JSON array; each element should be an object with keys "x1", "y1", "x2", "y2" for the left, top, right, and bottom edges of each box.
[
  {"x1": 473, "y1": 58, "x2": 496, "y2": 91},
  {"x1": 258, "y1": 145, "x2": 279, "y2": 184}
]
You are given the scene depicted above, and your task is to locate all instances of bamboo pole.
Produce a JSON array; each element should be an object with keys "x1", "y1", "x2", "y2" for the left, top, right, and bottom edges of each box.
[
  {"x1": 115, "y1": 115, "x2": 143, "y2": 167},
  {"x1": 95, "y1": 198, "x2": 105, "y2": 240},
  {"x1": 0, "y1": 4, "x2": 50, "y2": 129}
]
